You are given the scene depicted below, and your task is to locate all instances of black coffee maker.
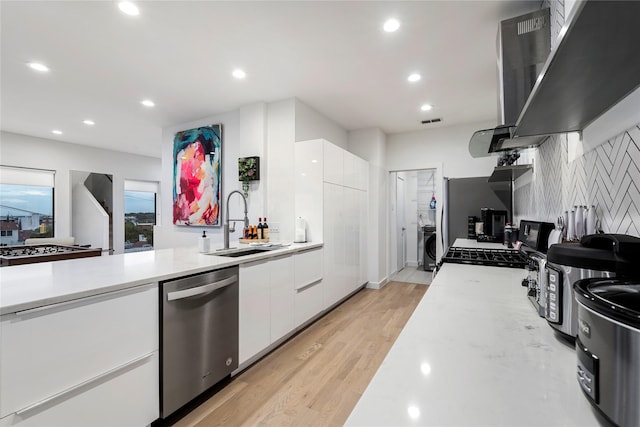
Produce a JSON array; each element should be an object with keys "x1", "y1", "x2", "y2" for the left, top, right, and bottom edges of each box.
[{"x1": 479, "y1": 208, "x2": 507, "y2": 242}]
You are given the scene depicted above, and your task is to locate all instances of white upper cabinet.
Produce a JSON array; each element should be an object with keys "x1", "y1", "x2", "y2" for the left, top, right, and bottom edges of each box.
[
  {"x1": 355, "y1": 156, "x2": 369, "y2": 191},
  {"x1": 294, "y1": 139, "x2": 324, "y2": 243},
  {"x1": 343, "y1": 150, "x2": 357, "y2": 189},
  {"x1": 323, "y1": 140, "x2": 344, "y2": 185}
]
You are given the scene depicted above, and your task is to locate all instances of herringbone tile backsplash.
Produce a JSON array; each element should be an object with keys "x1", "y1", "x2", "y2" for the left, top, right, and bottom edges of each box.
[{"x1": 514, "y1": 124, "x2": 640, "y2": 237}]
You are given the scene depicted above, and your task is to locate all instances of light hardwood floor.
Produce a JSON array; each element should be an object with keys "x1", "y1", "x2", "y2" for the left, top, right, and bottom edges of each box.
[{"x1": 172, "y1": 281, "x2": 428, "y2": 427}]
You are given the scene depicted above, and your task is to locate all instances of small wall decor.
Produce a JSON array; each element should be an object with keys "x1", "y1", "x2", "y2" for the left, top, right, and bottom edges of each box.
[
  {"x1": 238, "y1": 156, "x2": 260, "y2": 196},
  {"x1": 172, "y1": 124, "x2": 222, "y2": 226}
]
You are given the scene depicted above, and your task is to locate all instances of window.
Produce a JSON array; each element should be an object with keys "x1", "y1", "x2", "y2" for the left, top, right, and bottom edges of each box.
[
  {"x1": 124, "y1": 180, "x2": 158, "y2": 253},
  {"x1": 0, "y1": 166, "x2": 55, "y2": 246}
]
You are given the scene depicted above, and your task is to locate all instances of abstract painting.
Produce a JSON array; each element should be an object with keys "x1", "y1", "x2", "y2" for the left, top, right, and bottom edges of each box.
[{"x1": 173, "y1": 125, "x2": 222, "y2": 226}]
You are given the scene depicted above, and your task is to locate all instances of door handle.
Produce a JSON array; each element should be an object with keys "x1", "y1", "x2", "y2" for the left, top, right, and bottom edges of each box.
[{"x1": 167, "y1": 275, "x2": 237, "y2": 301}]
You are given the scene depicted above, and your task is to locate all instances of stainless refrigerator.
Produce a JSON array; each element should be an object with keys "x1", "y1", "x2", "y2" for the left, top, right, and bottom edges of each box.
[{"x1": 442, "y1": 177, "x2": 511, "y2": 250}]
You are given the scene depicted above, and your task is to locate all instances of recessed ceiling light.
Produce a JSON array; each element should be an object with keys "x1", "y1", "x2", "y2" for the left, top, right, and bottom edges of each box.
[
  {"x1": 408, "y1": 73, "x2": 421, "y2": 82},
  {"x1": 141, "y1": 99, "x2": 155, "y2": 107},
  {"x1": 383, "y1": 19, "x2": 400, "y2": 32},
  {"x1": 83, "y1": 119, "x2": 95, "y2": 125},
  {"x1": 118, "y1": 1, "x2": 139, "y2": 16},
  {"x1": 232, "y1": 69, "x2": 247, "y2": 79},
  {"x1": 27, "y1": 62, "x2": 49, "y2": 72},
  {"x1": 51, "y1": 130, "x2": 62, "y2": 135},
  {"x1": 421, "y1": 104, "x2": 433, "y2": 111}
]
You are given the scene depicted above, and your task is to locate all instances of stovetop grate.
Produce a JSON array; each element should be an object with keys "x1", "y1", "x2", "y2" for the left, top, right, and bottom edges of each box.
[{"x1": 442, "y1": 247, "x2": 528, "y2": 269}]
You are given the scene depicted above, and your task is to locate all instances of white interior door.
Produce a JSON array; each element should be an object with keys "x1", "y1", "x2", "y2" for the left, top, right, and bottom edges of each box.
[{"x1": 396, "y1": 175, "x2": 406, "y2": 272}]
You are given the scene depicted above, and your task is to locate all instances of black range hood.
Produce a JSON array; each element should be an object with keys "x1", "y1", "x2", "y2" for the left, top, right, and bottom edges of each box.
[{"x1": 470, "y1": 1, "x2": 640, "y2": 157}]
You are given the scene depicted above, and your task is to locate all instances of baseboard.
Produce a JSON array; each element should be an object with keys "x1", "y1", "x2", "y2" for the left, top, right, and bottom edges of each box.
[
  {"x1": 366, "y1": 276, "x2": 389, "y2": 289},
  {"x1": 407, "y1": 261, "x2": 418, "y2": 267}
]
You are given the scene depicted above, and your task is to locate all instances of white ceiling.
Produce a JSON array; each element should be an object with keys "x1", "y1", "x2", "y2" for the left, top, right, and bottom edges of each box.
[{"x1": 1, "y1": 1, "x2": 538, "y2": 158}]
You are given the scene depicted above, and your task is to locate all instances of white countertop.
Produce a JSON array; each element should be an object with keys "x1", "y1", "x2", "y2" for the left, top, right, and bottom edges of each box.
[
  {"x1": 0, "y1": 242, "x2": 322, "y2": 315},
  {"x1": 345, "y1": 254, "x2": 602, "y2": 425}
]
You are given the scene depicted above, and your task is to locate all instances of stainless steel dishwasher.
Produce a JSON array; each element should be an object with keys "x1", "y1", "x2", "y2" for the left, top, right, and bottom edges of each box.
[{"x1": 160, "y1": 266, "x2": 239, "y2": 419}]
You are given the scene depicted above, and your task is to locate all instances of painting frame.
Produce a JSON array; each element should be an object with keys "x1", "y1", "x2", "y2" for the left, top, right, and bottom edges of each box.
[{"x1": 172, "y1": 124, "x2": 222, "y2": 227}]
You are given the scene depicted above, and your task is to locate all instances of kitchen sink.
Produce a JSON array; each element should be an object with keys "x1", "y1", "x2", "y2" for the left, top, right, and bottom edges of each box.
[{"x1": 212, "y1": 247, "x2": 274, "y2": 257}]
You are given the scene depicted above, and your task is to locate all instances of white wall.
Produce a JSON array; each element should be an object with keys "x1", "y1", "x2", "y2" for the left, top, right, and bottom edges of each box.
[
  {"x1": 156, "y1": 97, "x2": 349, "y2": 249},
  {"x1": 295, "y1": 99, "x2": 348, "y2": 149},
  {"x1": 267, "y1": 99, "x2": 296, "y2": 243},
  {"x1": 0, "y1": 131, "x2": 160, "y2": 253},
  {"x1": 386, "y1": 120, "x2": 497, "y2": 178},
  {"x1": 155, "y1": 110, "x2": 244, "y2": 249},
  {"x1": 348, "y1": 128, "x2": 388, "y2": 287}
]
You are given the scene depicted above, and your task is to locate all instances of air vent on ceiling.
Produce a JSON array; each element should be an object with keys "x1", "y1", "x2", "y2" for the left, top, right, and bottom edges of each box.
[{"x1": 421, "y1": 118, "x2": 442, "y2": 124}]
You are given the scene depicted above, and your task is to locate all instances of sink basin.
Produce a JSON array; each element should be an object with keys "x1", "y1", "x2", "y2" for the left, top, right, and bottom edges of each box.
[{"x1": 212, "y1": 248, "x2": 272, "y2": 257}]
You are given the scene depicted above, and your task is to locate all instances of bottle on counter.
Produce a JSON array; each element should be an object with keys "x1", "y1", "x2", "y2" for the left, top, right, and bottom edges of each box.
[
  {"x1": 198, "y1": 230, "x2": 210, "y2": 253},
  {"x1": 262, "y1": 218, "x2": 269, "y2": 241},
  {"x1": 257, "y1": 218, "x2": 264, "y2": 240}
]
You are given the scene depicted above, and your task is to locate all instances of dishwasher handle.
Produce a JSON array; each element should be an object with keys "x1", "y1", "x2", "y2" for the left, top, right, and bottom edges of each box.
[{"x1": 166, "y1": 275, "x2": 238, "y2": 301}]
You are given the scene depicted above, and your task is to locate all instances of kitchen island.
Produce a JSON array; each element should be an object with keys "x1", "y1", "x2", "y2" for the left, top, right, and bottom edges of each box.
[
  {"x1": 345, "y1": 239, "x2": 603, "y2": 426},
  {"x1": 0, "y1": 242, "x2": 324, "y2": 427},
  {"x1": 0, "y1": 242, "x2": 322, "y2": 315}
]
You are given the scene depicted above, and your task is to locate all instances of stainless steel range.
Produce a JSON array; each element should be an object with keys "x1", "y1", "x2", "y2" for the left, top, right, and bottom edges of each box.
[
  {"x1": 441, "y1": 247, "x2": 528, "y2": 269},
  {"x1": 521, "y1": 251, "x2": 548, "y2": 317},
  {"x1": 0, "y1": 244, "x2": 102, "y2": 266}
]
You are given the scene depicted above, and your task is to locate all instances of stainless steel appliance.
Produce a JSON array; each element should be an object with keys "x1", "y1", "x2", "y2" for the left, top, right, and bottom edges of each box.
[
  {"x1": 519, "y1": 220, "x2": 554, "y2": 253},
  {"x1": 422, "y1": 225, "x2": 437, "y2": 271},
  {"x1": 575, "y1": 278, "x2": 640, "y2": 427},
  {"x1": 441, "y1": 247, "x2": 527, "y2": 269},
  {"x1": 0, "y1": 244, "x2": 102, "y2": 266},
  {"x1": 545, "y1": 234, "x2": 640, "y2": 339},
  {"x1": 160, "y1": 266, "x2": 239, "y2": 418},
  {"x1": 522, "y1": 250, "x2": 547, "y2": 317},
  {"x1": 468, "y1": 8, "x2": 551, "y2": 156},
  {"x1": 443, "y1": 177, "x2": 510, "y2": 250}
]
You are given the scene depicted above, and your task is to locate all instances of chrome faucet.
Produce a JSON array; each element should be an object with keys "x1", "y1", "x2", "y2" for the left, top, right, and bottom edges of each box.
[{"x1": 222, "y1": 190, "x2": 249, "y2": 249}]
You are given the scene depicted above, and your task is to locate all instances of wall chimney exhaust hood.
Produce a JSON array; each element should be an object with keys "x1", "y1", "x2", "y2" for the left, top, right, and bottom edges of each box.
[
  {"x1": 469, "y1": 8, "x2": 551, "y2": 158},
  {"x1": 513, "y1": 0, "x2": 640, "y2": 138},
  {"x1": 471, "y1": 1, "x2": 640, "y2": 158}
]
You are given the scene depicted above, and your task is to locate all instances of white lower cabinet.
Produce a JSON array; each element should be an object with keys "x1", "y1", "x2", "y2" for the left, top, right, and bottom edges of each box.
[
  {"x1": 269, "y1": 255, "x2": 295, "y2": 343},
  {"x1": 294, "y1": 248, "x2": 324, "y2": 327},
  {"x1": 0, "y1": 284, "x2": 159, "y2": 426},
  {"x1": 239, "y1": 255, "x2": 294, "y2": 365},
  {"x1": 0, "y1": 352, "x2": 158, "y2": 427},
  {"x1": 239, "y1": 259, "x2": 271, "y2": 364}
]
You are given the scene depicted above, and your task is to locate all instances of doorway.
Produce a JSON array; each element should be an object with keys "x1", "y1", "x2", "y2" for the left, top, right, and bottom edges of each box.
[
  {"x1": 70, "y1": 170, "x2": 113, "y2": 254},
  {"x1": 388, "y1": 167, "x2": 440, "y2": 285}
]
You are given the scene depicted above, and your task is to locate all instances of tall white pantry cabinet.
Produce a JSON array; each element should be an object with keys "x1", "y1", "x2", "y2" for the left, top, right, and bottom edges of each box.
[{"x1": 295, "y1": 139, "x2": 369, "y2": 308}]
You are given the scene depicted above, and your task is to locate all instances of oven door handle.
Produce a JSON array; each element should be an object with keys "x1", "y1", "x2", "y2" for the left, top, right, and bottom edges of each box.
[{"x1": 166, "y1": 275, "x2": 238, "y2": 301}]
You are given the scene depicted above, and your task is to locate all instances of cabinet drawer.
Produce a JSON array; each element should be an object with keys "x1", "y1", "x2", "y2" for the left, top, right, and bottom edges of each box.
[
  {"x1": 0, "y1": 284, "x2": 158, "y2": 418},
  {"x1": 294, "y1": 248, "x2": 323, "y2": 290},
  {"x1": 295, "y1": 279, "x2": 324, "y2": 327},
  {"x1": 0, "y1": 351, "x2": 158, "y2": 427}
]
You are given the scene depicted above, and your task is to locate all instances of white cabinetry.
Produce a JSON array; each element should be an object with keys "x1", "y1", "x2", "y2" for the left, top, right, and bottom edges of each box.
[
  {"x1": 269, "y1": 255, "x2": 295, "y2": 343},
  {"x1": 294, "y1": 248, "x2": 324, "y2": 327},
  {"x1": 239, "y1": 255, "x2": 294, "y2": 365},
  {"x1": 239, "y1": 260, "x2": 271, "y2": 364},
  {"x1": 0, "y1": 284, "x2": 158, "y2": 427},
  {"x1": 295, "y1": 139, "x2": 368, "y2": 310}
]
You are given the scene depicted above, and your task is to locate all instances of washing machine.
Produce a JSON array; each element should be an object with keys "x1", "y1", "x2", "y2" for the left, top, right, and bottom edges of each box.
[{"x1": 423, "y1": 226, "x2": 437, "y2": 271}]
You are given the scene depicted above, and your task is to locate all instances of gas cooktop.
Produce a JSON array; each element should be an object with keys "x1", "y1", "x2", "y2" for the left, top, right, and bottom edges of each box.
[
  {"x1": 0, "y1": 244, "x2": 102, "y2": 266},
  {"x1": 442, "y1": 247, "x2": 528, "y2": 269}
]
